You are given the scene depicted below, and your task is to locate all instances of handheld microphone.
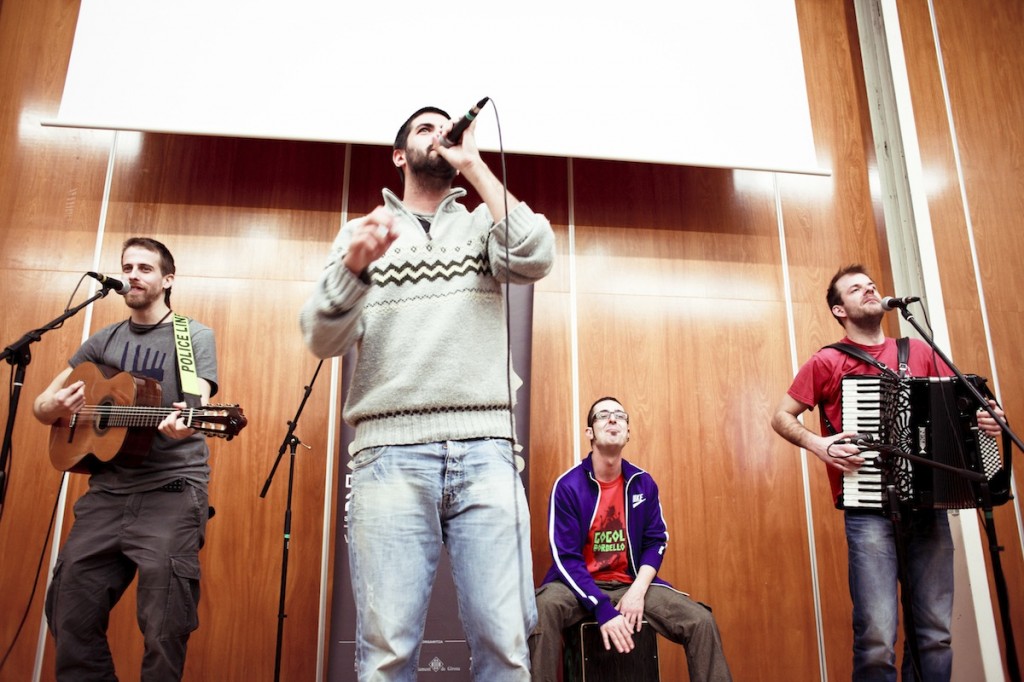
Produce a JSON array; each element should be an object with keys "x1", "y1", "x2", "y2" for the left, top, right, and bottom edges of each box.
[
  {"x1": 880, "y1": 295, "x2": 920, "y2": 311},
  {"x1": 440, "y1": 97, "x2": 490, "y2": 148},
  {"x1": 87, "y1": 272, "x2": 129, "y2": 295}
]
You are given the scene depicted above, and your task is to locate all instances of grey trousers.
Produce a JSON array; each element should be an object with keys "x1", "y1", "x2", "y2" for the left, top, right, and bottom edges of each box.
[
  {"x1": 528, "y1": 580, "x2": 733, "y2": 682},
  {"x1": 45, "y1": 484, "x2": 208, "y2": 682}
]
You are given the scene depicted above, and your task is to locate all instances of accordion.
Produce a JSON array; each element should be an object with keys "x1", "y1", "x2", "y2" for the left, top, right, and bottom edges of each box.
[{"x1": 839, "y1": 373, "x2": 1010, "y2": 510}]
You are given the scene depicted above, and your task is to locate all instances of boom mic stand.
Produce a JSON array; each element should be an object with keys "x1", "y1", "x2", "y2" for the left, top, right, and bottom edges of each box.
[
  {"x1": 889, "y1": 300, "x2": 1020, "y2": 682},
  {"x1": 259, "y1": 359, "x2": 323, "y2": 682},
  {"x1": 0, "y1": 286, "x2": 114, "y2": 516}
]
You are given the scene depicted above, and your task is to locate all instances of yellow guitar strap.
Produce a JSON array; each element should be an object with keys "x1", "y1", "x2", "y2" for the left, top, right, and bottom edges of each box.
[{"x1": 172, "y1": 313, "x2": 202, "y2": 398}]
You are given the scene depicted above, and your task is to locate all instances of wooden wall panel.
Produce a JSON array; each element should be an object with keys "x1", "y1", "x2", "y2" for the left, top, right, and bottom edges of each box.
[
  {"x1": 898, "y1": 0, "x2": 1024, "y2": 673},
  {"x1": 527, "y1": 235, "x2": 573, "y2": 584},
  {"x1": 0, "y1": 0, "x2": 112, "y2": 275},
  {"x1": 528, "y1": 295, "x2": 573, "y2": 514}
]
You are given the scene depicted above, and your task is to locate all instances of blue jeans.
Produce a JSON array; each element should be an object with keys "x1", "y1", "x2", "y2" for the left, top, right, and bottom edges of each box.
[
  {"x1": 348, "y1": 438, "x2": 536, "y2": 681},
  {"x1": 845, "y1": 510, "x2": 954, "y2": 682}
]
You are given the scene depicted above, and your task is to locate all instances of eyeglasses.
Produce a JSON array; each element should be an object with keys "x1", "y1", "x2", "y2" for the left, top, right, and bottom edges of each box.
[{"x1": 592, "y1": 410, "x2": 628, "y2": 424}]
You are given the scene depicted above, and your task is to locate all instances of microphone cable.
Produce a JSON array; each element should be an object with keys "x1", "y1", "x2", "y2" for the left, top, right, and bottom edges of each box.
[
  {"x1": 485, "y1": 97, "x2": 536, "y2": 645},
  {"x1": 488, "y1": 100, "x2": 515, "y2": 451}
]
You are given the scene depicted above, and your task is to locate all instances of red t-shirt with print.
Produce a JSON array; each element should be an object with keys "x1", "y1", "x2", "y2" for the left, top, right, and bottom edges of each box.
[{"x1": 584, "y1": 475, "x2": 632, "y2": 583}]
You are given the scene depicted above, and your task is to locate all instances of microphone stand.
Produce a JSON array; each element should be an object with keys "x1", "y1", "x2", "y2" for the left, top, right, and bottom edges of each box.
[
  {"x1": 874, "y1": 443, "x2": 987, "y2": 682},
  {"x1": 890, "y1": 302, "x2": 1020, "y2": 682},
  {"x1": 0, "y1": 287, "x2": 113, "y2": 515},
  {"x1": 881, "y1": 479, "x2": 922, "y2": 682},
  {"x1": 259, "y1": 359, "x2": 322, "y2": 682}
]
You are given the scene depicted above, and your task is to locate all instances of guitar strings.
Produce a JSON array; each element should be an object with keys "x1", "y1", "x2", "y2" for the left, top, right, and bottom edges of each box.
[{"x1": 70, "y1": 406, "x2": 234, "y2": 429}]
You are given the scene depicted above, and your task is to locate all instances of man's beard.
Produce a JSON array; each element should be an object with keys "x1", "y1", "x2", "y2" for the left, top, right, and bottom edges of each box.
[
  {"x1": 125, "y1": 288, "x2": 164, "y2": 310},
  {"x1": 405, "y1": 146, "x2": 457, "y2": 185},
  {"x1": 846, "y1": 305, "x2": 885, "y2": 330}
]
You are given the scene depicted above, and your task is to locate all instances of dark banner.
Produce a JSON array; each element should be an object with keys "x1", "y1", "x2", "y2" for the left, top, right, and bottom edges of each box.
[{"x1": 328, "y1": 283, "x2": 535, "y2": 680}]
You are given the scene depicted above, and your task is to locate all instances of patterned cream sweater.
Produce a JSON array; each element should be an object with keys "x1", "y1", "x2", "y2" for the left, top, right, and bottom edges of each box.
[{"x1": 300, "y1": 187, "x2": 555, "y2": 454}]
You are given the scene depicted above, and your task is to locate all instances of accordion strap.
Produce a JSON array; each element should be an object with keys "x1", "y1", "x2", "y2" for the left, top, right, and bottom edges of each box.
[
  {"x1": 823, "y1": 339, "x2": 909, "y2": 379},
  {"x1": 896, "y1": 337, "x2": 910, "y2": 378}
]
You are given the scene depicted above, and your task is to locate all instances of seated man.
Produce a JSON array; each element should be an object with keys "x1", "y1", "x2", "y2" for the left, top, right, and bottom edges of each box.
[{"x1": 529, "y1": 396, "x2": 733, "y2": 682}]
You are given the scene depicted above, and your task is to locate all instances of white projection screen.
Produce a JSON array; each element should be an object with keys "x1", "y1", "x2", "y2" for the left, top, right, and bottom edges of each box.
[{"x1": 48, "y1": 0, "x2": 823, "y2": 174}]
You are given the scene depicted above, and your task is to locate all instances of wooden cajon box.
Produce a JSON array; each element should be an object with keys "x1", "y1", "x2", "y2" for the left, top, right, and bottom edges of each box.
[{"x1": 562, "y1": 619, "x2": 660, "y2": 681}]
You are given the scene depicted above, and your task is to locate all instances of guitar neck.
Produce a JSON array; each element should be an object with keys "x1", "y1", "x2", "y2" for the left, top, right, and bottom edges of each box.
[{"x1": 72, "y1": 405, "x2": 210, "y2": 430}]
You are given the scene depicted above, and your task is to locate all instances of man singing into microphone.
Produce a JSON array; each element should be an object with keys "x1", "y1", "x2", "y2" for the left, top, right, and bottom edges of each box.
[
  {"x1": 770, "y1": 264, "x2": 1004, "y2": 681},
  {"x1": 300, "y1": 105, "x2": 554, "y2": 680}
]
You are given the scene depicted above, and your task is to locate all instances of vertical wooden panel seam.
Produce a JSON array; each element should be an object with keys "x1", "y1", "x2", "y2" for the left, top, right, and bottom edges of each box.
[
  {"x1": 316, "y1": 356, "x2": 340, "y2": 682},
  {"x1": 315, "y1": 143, "x2": 353, "y2": 682},
  {"x1": 774, "y1": 172, "x2": 828, "y2": 681},
  {"x1": 567, "y1": 157, "x2": 580, "y2": 468}
]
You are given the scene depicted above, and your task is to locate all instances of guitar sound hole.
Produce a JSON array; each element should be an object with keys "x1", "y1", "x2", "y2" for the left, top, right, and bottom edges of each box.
[{"x1": 95, "y1": 399, "x2": 113, "y2": 433}]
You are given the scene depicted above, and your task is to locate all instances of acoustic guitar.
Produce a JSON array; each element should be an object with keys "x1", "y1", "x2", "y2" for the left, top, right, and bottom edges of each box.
[{"x1": 49, "y1": 362, "x2": 247, "y2": 473}]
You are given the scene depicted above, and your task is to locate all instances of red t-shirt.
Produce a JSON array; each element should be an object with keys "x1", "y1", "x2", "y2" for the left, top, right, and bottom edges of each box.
[
  {"x1": 585, "y1": 475, "x2": 632, "y2": 583},
  {"x1": 787, "y1": 337, "x2": 952, "y2": 504}
]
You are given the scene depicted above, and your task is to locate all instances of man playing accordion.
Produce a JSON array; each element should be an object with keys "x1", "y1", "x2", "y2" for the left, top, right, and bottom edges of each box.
[{"x1": 771, "y1": 264, "x2": 1004, "y2": 682}]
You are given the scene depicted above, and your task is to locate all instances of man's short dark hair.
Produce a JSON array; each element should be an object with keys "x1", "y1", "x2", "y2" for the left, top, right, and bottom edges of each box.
[
  {"x1": 122, "y1": 237, "x2": 175, "y2": 306},
  {"x1": 393, "y1": 106, "x2": 450, "y2": 184},
  {"x1": 587, "y1": 396, "x2": 623, "y2": 427},
  {"x1": 394, "y1": 106, "x2": 450, "y2": 150},
  {"x1": 827, "y1": 263, "x2": 871, "y2": 327}
]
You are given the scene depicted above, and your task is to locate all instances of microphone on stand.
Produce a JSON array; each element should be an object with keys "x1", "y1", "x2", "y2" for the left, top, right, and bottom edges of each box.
[
  {"x1": 440, "y1": 97, "x2": 490, "y2": 148},
  {"x1": 87, "y1": 272, "x2": 129, "y2": 295},
  {"x1": 881, "y1": 295, "x2": 920, "y2": 311}
]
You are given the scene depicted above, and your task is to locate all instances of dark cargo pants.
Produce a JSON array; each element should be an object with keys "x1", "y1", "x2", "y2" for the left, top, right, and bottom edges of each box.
[{"x1": 45, "y1": 483, "x2": 208, "y2": 681}]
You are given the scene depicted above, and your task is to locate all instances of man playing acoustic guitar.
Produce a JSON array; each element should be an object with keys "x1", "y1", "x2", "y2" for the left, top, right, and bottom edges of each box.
[{"x1": 33, "y1": 237, "x2": 219, "y2": 681}]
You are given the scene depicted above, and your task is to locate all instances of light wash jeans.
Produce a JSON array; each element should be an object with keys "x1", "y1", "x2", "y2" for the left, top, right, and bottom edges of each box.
[
  {"x1": 348, "y1": 438, "x2": 536, "y2": 682},
  {"x1": 845, "y1": 510, "x2": 954, "y2": 682}
]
